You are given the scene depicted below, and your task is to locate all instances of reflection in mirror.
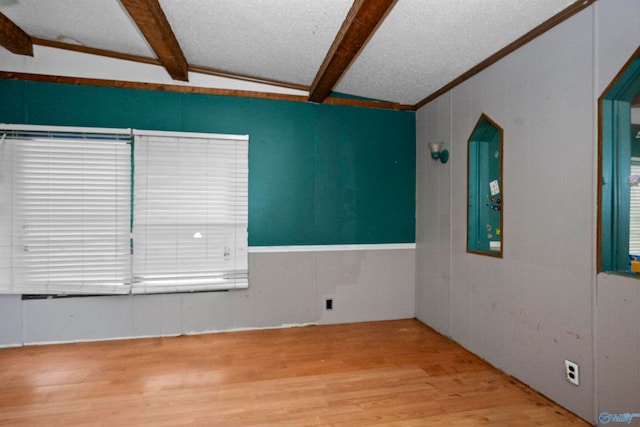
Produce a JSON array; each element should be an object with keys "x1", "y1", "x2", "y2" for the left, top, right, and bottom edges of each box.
[
  {"x1": 467, "y1": 114, "x2": 503, "y2": 257},
  {"x1": 630, "y1": 108, "x2": 640, "y2": 271}
]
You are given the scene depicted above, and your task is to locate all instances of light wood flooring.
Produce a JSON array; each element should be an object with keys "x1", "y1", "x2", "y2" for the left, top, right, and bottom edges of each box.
[{"x1": 0, "y1": 319, "x2": 589, "y2": 426}]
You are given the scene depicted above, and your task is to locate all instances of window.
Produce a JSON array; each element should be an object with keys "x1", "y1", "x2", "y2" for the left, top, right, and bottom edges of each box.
[
  {"x1": 599, "y1": 46, "x2": 640, "y2": 273},
  {"x1": 132, "y1": 130, "x2": 248, "y2": 294},
  {"x1": 1, "y1": 126, "x2": 132, "y2": 295},
  {"x1": 0, "y1": 125, "x2": 248, "y2": 295}
]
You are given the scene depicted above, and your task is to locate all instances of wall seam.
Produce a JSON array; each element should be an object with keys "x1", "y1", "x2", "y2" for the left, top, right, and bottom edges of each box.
[
  {"x1": 591, "y1": 1, "x2": 600, "y2": 423},
  {"x1": 448, "y1": 90, "x2": 454, "y2": 337}
]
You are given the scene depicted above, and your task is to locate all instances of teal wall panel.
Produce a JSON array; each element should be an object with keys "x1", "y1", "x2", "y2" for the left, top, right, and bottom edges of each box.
[
  {"x1": 0, "y1": 79, "x2": 416, "y2": 246},
  {"x1": 1, "y1": 79, "x2": 25, "y2": 124},
  {"x1": 23, "y1": 83, "x2": 184, "y2": 130},
  {"x1": 315, "y1": 105, "x2": 415, "y2": 244}
]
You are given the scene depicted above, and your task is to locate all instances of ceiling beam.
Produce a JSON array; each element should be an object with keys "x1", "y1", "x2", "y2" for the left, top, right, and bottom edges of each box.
[
  {"x1": 308, "y1": 0, "x2": 396, "y2": 103},
  {"x1": 33, "y1": 36, "x2": 160, "y2": 66},
  {"x1": 120, "y1": 0, "x2": 188, "y2": 81},
  {"x1": 0, "y1": 12, "x2": 33, "y2": 56}
]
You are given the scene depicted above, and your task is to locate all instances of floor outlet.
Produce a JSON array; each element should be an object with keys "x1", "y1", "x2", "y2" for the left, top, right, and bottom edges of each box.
[{"x1": 564, "y1": 360, "x2": 579, "y2": 386}]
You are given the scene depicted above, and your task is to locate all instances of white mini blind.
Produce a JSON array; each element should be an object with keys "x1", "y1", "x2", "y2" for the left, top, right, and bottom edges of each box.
[
  {"x1": 6, "y1": 127, "x2": 132, "y2": 294},
  {"x1": 132, "y1": 130, "x2": 248, "y2": 294}
]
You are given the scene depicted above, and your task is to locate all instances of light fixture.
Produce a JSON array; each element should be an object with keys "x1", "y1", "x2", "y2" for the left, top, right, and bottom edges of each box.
[{"x1": 429, "y1": 142, "x2": 449, "y2": 164}]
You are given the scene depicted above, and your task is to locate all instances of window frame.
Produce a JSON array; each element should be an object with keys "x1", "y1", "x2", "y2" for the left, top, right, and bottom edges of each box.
[{"x1": 598, "y1": 45, "x2": 640, "y2": 274}]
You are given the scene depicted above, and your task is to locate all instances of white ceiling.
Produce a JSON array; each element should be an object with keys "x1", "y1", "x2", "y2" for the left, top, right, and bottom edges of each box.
[
  {"x1": 0, "y1": 0, "x2": 580, "y2": 106},
  {"x1": 158, "y1": 0, "x2": 353, "y2": 88},
  {"x1": 0, "y1": 0, "x2": 154, "y2": 56},
  {"x1": 335, "y1": 0, "x2": 575, "y2": 105}
]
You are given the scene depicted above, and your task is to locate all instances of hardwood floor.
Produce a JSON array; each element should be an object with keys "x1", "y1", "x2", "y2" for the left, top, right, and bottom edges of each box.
[{"x1": 0, "y1": 319, "x2": 589, "y2": 426}]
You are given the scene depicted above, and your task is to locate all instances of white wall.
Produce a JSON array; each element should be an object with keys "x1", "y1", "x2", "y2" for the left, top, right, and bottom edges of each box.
[
  {"x1": 416, "y1": 0, "x2": 640, "y2": 424},
  {"x1": 415, "y1": 94, "x2": 451, "y2": 336},
  {"x1": 0, "y1": 45, "x2": 308, "y2": 98},
  {"x1": 594, "y1": 0, "x2": 640, "y2": 419},
  {"x1": 0, "y1": 248, "x2": 415, "y2": 346}
]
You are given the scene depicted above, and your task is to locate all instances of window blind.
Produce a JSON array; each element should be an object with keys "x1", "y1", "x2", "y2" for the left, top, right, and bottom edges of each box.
[
  {"x1": 3, "y1": 126, "x2": 132, "y2": 294},
  {"x1": 132, "y1": 130, "x2": 248, "y2": 294}
]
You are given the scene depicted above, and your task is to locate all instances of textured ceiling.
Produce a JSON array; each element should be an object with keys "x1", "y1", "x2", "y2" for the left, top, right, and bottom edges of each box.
[
  {"x1": 158, "y1": 0, "x2": 353, "y2": 87},
  {"x1": 0, "y1": 0, "x2": 583, "y2": 106},
  {"x1": 336, "y1": 0, "x2": 576, "y2": 105},
  {"x1": 0, "y1": 0, "x2": 154, "y2": 56}
]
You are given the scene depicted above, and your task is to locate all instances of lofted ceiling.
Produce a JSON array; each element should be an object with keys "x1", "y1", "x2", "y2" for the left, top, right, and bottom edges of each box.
[{"x1": 0, "y1": 0, "x2": 595, "y2": 109}]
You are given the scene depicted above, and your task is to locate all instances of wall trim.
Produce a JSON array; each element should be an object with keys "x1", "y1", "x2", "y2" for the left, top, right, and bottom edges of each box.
[
  {"x1": 0, "y1": 72, "x2": 414, "y2": 111},
  {"x1": 248, "y1": 243, "x2": 416, "y2": 253}
]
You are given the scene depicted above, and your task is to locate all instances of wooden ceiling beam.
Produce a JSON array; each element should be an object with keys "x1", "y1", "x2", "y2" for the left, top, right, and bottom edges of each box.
[
  {"x1": 32, "y1": 37, "x2": 160, "y2": 65},
  {"x1": 120, "y1": 0, "x2": 188, "y2": 81},
  {"x1": 308, "y1": 0, "x2": 396, "y2": 104},
  {"x1": 0, "y1": 12, "x2": 33, "y2": 56}
]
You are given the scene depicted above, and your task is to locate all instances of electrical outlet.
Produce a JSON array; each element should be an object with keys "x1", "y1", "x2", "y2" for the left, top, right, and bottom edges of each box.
[
  {"x1": 565, "y1": 360, "x2": 579, "y2": 386},
  {"x1": 325, "y1": 299, "x2": 333, "y2": 310}
]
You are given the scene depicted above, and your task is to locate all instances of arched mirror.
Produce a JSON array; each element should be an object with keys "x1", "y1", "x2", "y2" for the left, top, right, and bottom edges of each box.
[{"x1": 467, "y1": 114, "x2": 503, "y2": 257}]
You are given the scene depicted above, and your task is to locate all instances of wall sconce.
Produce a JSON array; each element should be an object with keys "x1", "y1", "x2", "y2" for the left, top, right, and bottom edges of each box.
[{"x1": 429, "y1": 142, "x2": 449, "y2": 164}]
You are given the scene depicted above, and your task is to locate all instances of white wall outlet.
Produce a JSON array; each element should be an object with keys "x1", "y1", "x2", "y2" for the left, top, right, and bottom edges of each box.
[{"x1": 565, "y1": 360, "x2": 579, "y2": 386}]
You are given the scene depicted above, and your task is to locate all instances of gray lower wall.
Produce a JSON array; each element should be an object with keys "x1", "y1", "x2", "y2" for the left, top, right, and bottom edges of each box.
[
  {"x1": 415, "y1": 0, "x2": 640, "y2": 424},
  {"x1": 0, "y1": 248, "x2": 415, "y2": 346},
  {"x1": 596, "y1": 273, "x2": 640, "y2": 417}
]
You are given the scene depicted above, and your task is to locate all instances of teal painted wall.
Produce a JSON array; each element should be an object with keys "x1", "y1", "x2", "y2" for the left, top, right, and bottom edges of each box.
[{"x1": 0, "y1": 79, "x2": 416, "y2": 246}]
